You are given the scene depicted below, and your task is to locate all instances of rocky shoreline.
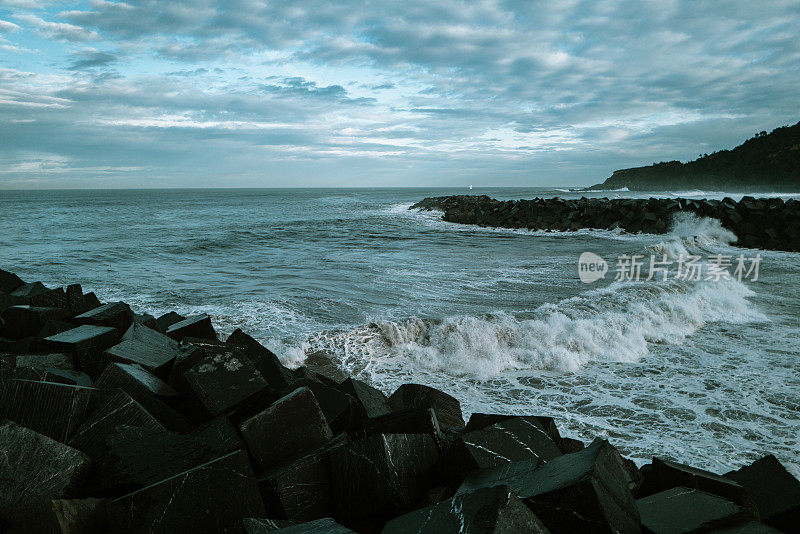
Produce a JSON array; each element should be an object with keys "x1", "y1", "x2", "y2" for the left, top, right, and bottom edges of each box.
[
  {"x1": 1, "y1": 268, "x2": 799, "y2": 533},
  {"x1": 411, "y1": 195, "x2": 800, "y2": 252}
]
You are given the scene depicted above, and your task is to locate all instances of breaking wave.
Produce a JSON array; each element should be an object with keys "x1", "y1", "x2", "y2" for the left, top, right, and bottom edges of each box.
[
  {"x1": 292, "y1": 212, "x2": 763, "y2": 381},
  {"x1": 300, "y1": 276, "x2": 764, "y2": 380}
]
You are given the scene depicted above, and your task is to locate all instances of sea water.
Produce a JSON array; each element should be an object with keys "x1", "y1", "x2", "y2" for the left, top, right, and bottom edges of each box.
[{"x1": 1, "y1": 187, "x2": 798, "y2": 475}]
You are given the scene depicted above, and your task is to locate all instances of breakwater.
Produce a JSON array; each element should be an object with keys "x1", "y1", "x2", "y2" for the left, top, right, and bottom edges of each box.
[
  {"x1": 411, "y1": 195, "x2": 800, "y2": 252},
  {"x1": 1, "y1": 268, "x2": 798, "y2": 533}
]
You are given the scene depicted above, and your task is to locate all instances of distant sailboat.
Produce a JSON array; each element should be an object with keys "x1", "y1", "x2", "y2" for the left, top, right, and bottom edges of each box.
[{"x1": 469, "y1": 185, "x2": 473, "y2": 190}]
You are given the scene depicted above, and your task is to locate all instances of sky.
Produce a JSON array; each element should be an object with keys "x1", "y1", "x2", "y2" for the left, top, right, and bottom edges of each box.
[{"x1": 0, "y1": 1, "x2": 798, "y2": 189}]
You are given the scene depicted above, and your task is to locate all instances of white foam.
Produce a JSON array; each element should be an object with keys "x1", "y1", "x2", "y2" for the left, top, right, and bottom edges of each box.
[{"x1": 299, "y1": 274, "x2": 765, "y2": 381}]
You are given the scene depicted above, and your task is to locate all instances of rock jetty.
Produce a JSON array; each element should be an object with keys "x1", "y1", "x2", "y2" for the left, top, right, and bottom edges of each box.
[
  {"x1": 411, "y1": 195, "x2": 800, "y2": 252},
  {"x1": 1, "y1": 267, "x2": 799, "y2": 533}
]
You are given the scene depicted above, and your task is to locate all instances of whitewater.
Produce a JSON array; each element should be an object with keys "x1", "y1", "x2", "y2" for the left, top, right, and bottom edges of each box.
[{"x1": 1, "y1": 187, "x2": 798, "y2": 476}]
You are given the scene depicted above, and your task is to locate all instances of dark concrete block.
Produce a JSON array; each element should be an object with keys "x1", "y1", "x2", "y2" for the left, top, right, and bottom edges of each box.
[
  {"x1": 181, "y1": 344, "x2": 270, "y2": 419},
  {"x1": 236, "y1": 518, "x2": 354, "y2": 533},
  {"x1": 0, "y1": 420, "x2": 91, "y2": 525},
  {"x1": 241, "y1": 386, "x2": 333, "y2": 472},
  {"x1": 337, "y1": 378, "x2": 391, "y2": 419},
  {"x1": 0, "y1": 269, "x2": 24, "y2": 294},
  {"x1": 83, "y1": 292, "x2": 102, "y2": 310},
  {"x1": 52, "y1": 498, "x2": 110, "y2": 534},
  {"x1": 442, "y1": 416, "x2": 562, "y2": 485},
  {"x1": 93, "y1": 416, "x2": 243, "y2": 494},
  {"x1": 133, "y1": 312, "x2": 159, "y2": 331},
  {"x1": 37, "y1": 319, "x2": 77, "y2": 339},
  {"x1": 66, "y1": 284, "x2": 93, "y2": 316},
  {"x1": 382, "y1": 485, "x2": 550, "y2": 534},
  {"x1": 227, "y1": 328, "x2": 293, "y2": 391},
  {"x1": 709, "y1": 521, "x2": 782, "y2": 533},
  {"x1": 388, "y1": 383, "x2": 464, "y2": 431},
  {"x1": 43, "y1": 324, "x2": 120, "y2": 353},
  {"x1": 0, "y1": 380, "x2": 98, "y2": 442},
  {"x1": 1, "y1": 305, "x2": 68, "y2": 338},
  {"x1": 43, "y1": 325, "x2": 121, "y2": 375},
  {"x1": 359, "y1": 407, "x2": 446, "y2": 452},
  {"x1": 13, "y1": 352, "x2": 72, "y2": 370},
  {"x1": 458, "y1": 438, "x2": 640, "y2": 534},
  {"x1": 69, "y1": 389, "x2": 167, "y2": 458},
  {"x1": 258, "y1": 447, "x2": 334, "y2": 521},
  {"x1": 95, "y1": 362, "x2": 178, "y2": 403},
  {"x1": 639, "y1": 457, "x2": 752, "y2": 509},
  {"x1": 329, "y1": 433, "x2": 439, "y2": 523},
  {"x1": 94, "y1": 361, "x2": 188, "y2": 431},
  {"x1": 0, "y1": 291, "x2": 10, "y2": 313},
  {"x1": 1, "y1": 366, "x2": 91, "y2": 390},
  {"x1": 637, "y1": 487, "x2": 753, "y2": 534},
  {"x1": 75, "y1": 301, "x2": 134, "y2": 332},
  {"x1": 8, "y1": 281, "x2": 49, "y2": 304},
  {"x1": 288, "y1": 379, "x2": 363, "y2": 435},
  {"x1": 29, "y1": 287, "x2": 69, "y2": 310},
  {"x1": 225, "y1": 518, "x2": 297, "y2": 533},
  {"x1": 155, "y1": 311, "x2": 185, "y2": 332},
  {"x1": 106, "y1": 450, "x2": 265, "y2": 533},
  {"x1": 104, "y1": 322, "x2": 182, "y2": 377},
  {"x1": 725, "y1": 455, "x2": 800, "y2": 530},
  {"x1": 166, "y1": 314, "x2": 217, "y2": 341}
]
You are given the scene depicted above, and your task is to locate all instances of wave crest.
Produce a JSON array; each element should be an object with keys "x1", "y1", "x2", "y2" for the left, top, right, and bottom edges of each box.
[{"x1": 301, "y1": 275, "x2": 765, "y2": 379}]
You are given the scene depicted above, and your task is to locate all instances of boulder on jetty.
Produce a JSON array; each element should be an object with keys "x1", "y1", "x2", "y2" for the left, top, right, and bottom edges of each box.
[
  {"x1": 411, "y1": 195, "x2": 800, "y2": 252},
  {"x1": 0, "y1": 266, "x2": 798, "y2": 533}
]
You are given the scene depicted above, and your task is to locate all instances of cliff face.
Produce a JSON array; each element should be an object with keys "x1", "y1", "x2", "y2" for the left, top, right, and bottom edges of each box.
[{"x1": 590, "y1": 121, "x2": 800, "y2": 191}]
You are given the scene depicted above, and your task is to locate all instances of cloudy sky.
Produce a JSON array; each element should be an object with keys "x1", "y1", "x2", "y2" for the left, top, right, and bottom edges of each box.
[{"x1": 1, "y1": 0, "x2": 798, "y2": 188}]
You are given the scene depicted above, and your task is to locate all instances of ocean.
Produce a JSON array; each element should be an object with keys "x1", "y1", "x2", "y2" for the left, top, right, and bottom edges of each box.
[{"x1": 1, "y1": 187, "x2": 798, "y2": 476}]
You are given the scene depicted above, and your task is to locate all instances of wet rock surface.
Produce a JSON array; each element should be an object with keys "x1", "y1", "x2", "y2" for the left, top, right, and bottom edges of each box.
[
  {"x1": 0, "y1": 267, "x2": 797, "y2": 533},
  {"x1": 411, "y1": 195, "x2": 800, "y2": 252}
]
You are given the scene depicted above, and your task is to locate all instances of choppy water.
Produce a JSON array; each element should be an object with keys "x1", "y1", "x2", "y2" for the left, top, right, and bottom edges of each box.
[{"x1": 1, "y1": 187, "x2": 798, "y2": 476}]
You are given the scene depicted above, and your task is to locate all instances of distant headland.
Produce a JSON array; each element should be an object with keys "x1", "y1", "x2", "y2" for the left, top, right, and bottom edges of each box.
[{"x1": 589, "y1": 121, "x2": 800, "y2": 192}]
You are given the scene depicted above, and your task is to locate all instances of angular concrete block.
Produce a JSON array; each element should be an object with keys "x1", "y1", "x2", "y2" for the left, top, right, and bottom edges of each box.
[
  {"x1": 75, "y1": 302, "x2": 134, "y2": 332},
  {"x1": 725, "y1": 454, "x2": 800, "y2": 530},
  {"x1": 443, "y1": 416, "x2": 562, "y2": 485},
  {"x1": 69, "y1": 389, "x2": 166, "y2": 458},
  {"x1": 639, "y1": 457, "x2": 752, "y2": 509},
  {"x1": 227, "y1": 328, "x2": 292, "y2": 391},
  {"x1": 338, "y1": 378, "x2": 391, "y2": 419},
  {"x1": 95, "y1": 362, "x2": 178, "y2": 403},
  {"x1": 0, "y1": 421, "x2": 91, "y2": 524},
  {"x1": 458, "y1": 439, "x2": 640, "y2": 534},
  {"x1": 240, "y1": 387, "x2": 333, "y2": 472},
  {"x1": 258, "y1": 447, "x2": 334, "y2": 521},
  {"x1": 637, "y1": 487, "x2": 754, "y2": 534},
  {"x1": 93, "y1": 415, "x2": 243, "y2": 493},
  {"x1": 43, "y1": 324, "x2": 121, "y2": 353},
  {"x1": 382, "y1": 485, "x2": 550, "y2": 534},
  {"x1": 359, "y1": 407, "x2": 446, "y2": 452},
  {"x1": 106, "y1": 450, "x2": 265, "y2": 533},
  {"x1": 155, "y1": 311, "x2": 185, "y2": 332},
  {"x1": 288, "y1": 379, "x2": 363, "y2": 434},
  {"x1": 166, "y1": 314, "x2": 216, "y2": 341},
  {"x1": 1, "y1": 305, "x2": 68, "y2": 338},
  {"x1": 104, "y1": 322, "x2": 182, "y2": 377},
  {"x1": 388, "y1": 383, "x2": 464, "y2": 431},
  {"x1": 181, "y1": 345, "x2": 269, "y2": 419},
  {"x1": 0, "y1": 268, "x2": 24, "y2": 294},
  {"x1": 0, "y1": 380, "x2": 98, "y2": 442},
  {"x1": 329, "y1": 433, "x2": 439, "y2": 523},
  {"x1": 52, "y1": 498, "x2": 109, "y2": 534}
]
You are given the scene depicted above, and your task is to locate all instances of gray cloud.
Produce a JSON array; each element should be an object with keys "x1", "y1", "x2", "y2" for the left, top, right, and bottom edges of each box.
[
  {"x1": 0, "y1": 0, "x2": 798, "y2": 187},
  {"x1": 14, "y1": 13, "x2": 99, "y2": 42}
]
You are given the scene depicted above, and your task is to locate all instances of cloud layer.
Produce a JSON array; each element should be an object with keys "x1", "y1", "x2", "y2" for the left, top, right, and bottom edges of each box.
[{"x1": 1, "y1": 0, "x2": 798, "y2": 187}]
